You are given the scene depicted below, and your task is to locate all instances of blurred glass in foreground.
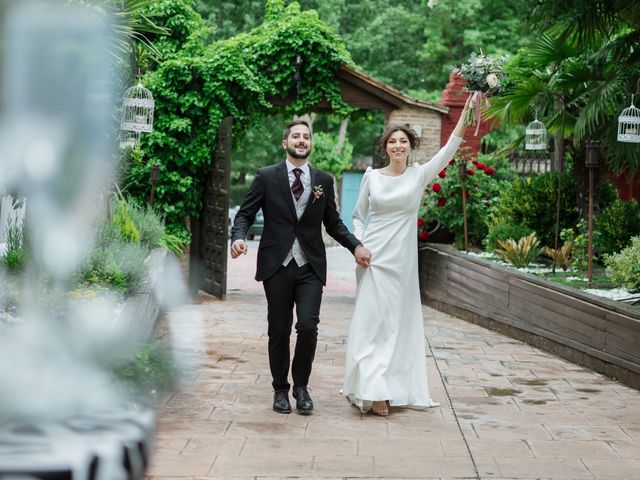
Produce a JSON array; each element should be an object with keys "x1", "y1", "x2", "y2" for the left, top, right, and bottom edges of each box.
[{"x1": 0, "y1": 2, "x2": 171, "y2": 478}]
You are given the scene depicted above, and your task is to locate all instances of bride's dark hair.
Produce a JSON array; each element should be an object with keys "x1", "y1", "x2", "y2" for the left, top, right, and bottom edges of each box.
[{"x1": 377, "y1": 124, "x2": 420, "y2": 160}]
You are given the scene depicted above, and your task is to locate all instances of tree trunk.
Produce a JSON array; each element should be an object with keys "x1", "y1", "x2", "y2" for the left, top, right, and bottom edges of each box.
[
  {"x1": 295, "y1": 113, "x2": 316, "y2": 129},
  {"x1": 335, "y1": 118, "x2": 349, "y2": 156}
]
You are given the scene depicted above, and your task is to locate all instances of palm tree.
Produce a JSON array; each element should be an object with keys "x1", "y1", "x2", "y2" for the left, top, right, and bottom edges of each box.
[
  {"x1": 72, "y1": 0, "x2": 169, "y2": 74},
  {"x1": 489, "y1": 10, "x2": 640, "y2": 213}
]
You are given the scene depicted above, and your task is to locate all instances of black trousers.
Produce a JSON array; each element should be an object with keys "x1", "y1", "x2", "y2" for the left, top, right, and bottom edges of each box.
[{"x1": 262, "y1": 261, "x2": 323, "y2": 392}]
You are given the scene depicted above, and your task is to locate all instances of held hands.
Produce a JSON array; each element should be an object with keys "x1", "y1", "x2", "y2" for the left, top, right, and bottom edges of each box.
[
  {"x1": 230, "y1": 239, "x2": 247, "y2": 259},
  {"x1": 354, "y1": 245, "x2": 372, "y2": 268}
]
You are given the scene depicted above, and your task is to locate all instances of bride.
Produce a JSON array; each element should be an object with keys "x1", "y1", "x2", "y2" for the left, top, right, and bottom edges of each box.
[{"x1": 342, "y1": 96, "x2": 471, "y2": 416}]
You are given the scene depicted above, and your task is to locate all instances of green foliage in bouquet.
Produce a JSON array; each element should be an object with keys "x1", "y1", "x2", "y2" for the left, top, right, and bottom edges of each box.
[
  {"x1": 456, "y1": 51, "x2": 508, "y2": 127},
  {"x1": 605, "y1": 236, "x2": 640, "y2": 292},
  {"x1": 418, "y1": 153, "x2": 515, "y2": 247},
  {"x1": 457, "y1": 51, "x2": 508, "y2": 94}
]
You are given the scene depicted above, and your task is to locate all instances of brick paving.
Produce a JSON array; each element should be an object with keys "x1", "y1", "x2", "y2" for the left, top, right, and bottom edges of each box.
[{"x1": 147, "y1": 242, "x2": 640, "y2": 480}]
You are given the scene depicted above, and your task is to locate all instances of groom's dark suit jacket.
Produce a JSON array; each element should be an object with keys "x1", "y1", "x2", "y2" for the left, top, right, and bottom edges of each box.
[{"x1": 231, "y1": 162, "x2": 361, "y2": 285}]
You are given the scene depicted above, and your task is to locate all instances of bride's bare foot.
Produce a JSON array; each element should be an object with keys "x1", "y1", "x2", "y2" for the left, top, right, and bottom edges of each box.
[{"x1": 371, "y1": 400, "x2": 389, "y2": 417}]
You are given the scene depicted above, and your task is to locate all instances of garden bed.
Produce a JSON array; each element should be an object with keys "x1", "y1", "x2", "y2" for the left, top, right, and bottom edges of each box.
[{"x1": 418, "y1": 243, "x2": 640, "y2": 389}]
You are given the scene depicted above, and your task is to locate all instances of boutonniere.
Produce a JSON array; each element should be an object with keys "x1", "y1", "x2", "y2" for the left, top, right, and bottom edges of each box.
[{"x1": 312, "y1": 185, "x2": 324, "y2": 203}]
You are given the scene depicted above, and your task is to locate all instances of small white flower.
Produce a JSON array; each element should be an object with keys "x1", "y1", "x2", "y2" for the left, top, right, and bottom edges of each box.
[
  {"x1": 486, "y1": 73, "x2": 499, "y2": 89},
  {"x1": 427, "y1": 0, "x2": 439, "y2": 8}
]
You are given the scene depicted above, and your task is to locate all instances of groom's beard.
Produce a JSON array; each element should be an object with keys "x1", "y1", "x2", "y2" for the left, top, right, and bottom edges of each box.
[{"x1": 287, "y1": 144, "x2": 311, "y2": 159}]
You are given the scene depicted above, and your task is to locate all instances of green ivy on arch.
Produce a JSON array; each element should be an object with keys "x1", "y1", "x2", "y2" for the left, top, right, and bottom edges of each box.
[{"x1": 123, "y1": 0, "x2": 355, "y2": 238}]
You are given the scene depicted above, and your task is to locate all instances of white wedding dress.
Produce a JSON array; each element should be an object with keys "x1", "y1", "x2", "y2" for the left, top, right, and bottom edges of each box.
[{"x1": 342, "y1": 135, "x2": 463, "y2": 412}]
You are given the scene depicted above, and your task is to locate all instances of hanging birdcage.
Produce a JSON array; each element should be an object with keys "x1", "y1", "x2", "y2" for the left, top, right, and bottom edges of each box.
[
  {"x1": 617, "y1": 95, "x2": 640, "y2": 143},
  {"x1": 120, "y1": 81, "x2": 154, "y2": 136},
  {"x1": 119, "y1": 130, "x2": 139, "y2": 150},
  {"x1": 525, "y1": 115, "x2": 547, "y2": 151}
]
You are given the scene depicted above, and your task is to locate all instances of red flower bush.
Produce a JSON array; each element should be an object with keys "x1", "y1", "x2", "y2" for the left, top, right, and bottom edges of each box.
[
  {"x1": 418, "y1": 231, "x2": 430, "y2": 241},
  {"x1": 418, "y1": 154, "x2": 515, "y2": 247},
  {"x1": 417, "y1": 218, "x2": 425, "y2": 227}
]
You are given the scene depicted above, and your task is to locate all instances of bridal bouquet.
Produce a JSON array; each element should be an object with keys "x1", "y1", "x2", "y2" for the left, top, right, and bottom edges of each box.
[{"x1": 456, "y1": 52, "x2": 507, "y2": 135}]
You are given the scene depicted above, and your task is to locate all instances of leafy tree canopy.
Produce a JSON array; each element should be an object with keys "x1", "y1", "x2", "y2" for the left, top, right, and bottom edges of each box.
[{"x1": 124, "y1": 0, "x2": 355, "y2": 235}]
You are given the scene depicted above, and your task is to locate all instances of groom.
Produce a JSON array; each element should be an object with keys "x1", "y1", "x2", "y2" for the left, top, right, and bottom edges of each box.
[{"x1": 230, "y1": 120, "x2": 371, "y2": 415}]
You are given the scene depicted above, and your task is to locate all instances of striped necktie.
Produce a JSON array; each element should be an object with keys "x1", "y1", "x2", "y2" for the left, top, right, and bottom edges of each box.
[{"x1": 291, "y1": 168, "x2": 304, "y2": 201}]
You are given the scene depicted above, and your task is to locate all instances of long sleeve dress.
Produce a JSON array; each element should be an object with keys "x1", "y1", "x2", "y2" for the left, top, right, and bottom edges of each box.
[{"x1": 342, "y1": 135, "x2": 463, "y2": 412}]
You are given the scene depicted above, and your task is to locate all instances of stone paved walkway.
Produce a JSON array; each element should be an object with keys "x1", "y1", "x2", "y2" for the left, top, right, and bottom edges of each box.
[{"x1": 147, "y1": 242, "x2": 640, "y2": 480}]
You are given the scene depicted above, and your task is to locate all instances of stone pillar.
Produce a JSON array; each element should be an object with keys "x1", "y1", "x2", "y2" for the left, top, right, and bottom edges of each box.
[{"x1": 439, "y1": 71, "x2": 497, "y2": 157}]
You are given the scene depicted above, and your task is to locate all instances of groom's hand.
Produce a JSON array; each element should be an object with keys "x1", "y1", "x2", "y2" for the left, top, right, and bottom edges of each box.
[
  {"x1": 354, "y1": 245, "x2": 372, "y2": 268},
  {"x1": 230, "y1": 239, "x2": 247, "y2": 258}
]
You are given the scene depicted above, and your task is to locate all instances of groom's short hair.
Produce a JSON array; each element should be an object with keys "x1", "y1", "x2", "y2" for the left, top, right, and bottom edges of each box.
[{"x1": 283, "y1": 120, "x2": 312, "y2": 140}]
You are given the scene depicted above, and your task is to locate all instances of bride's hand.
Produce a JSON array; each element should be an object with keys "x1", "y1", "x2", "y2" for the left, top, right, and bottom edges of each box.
[{"x1": 355, "y1": 245, "x2": 372, "y2": 268}]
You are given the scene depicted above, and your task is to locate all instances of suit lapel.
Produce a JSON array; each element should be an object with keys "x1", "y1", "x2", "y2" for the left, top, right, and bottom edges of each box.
[
  {"x1": 300, "y1": 167, "x2": 318, "y2": 220},
  {"x1": 276, "y1": 162, "x2": 297, "y2": 220}
]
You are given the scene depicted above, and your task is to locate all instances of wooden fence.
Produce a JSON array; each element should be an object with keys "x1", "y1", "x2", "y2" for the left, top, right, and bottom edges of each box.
[{"x1": 418, "y1": 243, "x2": 640, "y2": 389}]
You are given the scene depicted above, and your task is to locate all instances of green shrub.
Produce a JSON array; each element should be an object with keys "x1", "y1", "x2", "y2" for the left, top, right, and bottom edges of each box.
[
  {"x1": 543, "y1": 241, "x2": 573, "y2": 271},
  {"x1": 595, "y1": 199, "x2": 640, "y2": 257},
  {"x1": 483, "y1": 223, "x2": 534, "y2": 252},
  {"x1": 158, "y1": 232, "x2": 188, "y2": 256},
  {"x1": 125, "y1": 202, "x2": 165, "y2": 250},
  {"x1": 495, "y1": 233, "x2": 542, "y2": 267},
  {"x1": 1, "y1": 217, "x2": 27, "y2": 273},
  {"x1": 2, "y1": 250, "x2": 26, "y2": 273},
  {"x1": 489, "y1": 172, "x2": 578, "y2": 248},
  {"x1": 80, "y1": 242, "x2": 149, "y2": 295},
  {"x1": 605, "y1": 236, "x2": 640, "y2": 292},
  {"x1": 110, "y1": 342, "x2": 177, "y2": 397},
  {"x1": 419, "y1": 153, "x2": 516, "y2": 248},
  {"x1": 561, "y1": 220, "x2": 602, "y2": 273},
  {"x1": 112, "y1": 200, "x2": 140, "y2": 244}
]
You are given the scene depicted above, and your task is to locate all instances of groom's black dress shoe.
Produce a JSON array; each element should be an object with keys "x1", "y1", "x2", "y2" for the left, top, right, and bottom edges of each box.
[
  {"x1": 293, "y1": 387, "x2": 314, "y2": 415},
  {"x1": 273, "y1": 391, "x2": 292, "y2": 414}
]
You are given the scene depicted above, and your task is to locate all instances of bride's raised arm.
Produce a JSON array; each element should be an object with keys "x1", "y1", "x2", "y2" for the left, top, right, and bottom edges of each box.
[{"x1": 418, "y1": 95, "x2": 472, "y2": 187}]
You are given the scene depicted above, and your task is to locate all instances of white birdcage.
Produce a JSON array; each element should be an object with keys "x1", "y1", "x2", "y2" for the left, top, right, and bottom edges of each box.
[
  {"x1": 120, "y1": 81, "x2": 154, "y2": 136},
  {"x1": 525, "y1": 115, "x2": 547, "y2": 151},
  {"x1": 119, "y1": 130, "x2": 140, "y2": 150},
  {"x1": 617, "y1": 95, "x2": 640, "y2": 143}
]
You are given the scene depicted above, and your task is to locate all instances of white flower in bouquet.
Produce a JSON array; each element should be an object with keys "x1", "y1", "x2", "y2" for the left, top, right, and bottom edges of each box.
[
  {"x1": 427, "y1": 0, "x2": 439, "y2": 8},
  {"x1": 486, "y1": 73, "x2": 499, "y2": 89},
  {"x1": 455, "y1": 51, "x2": 507, "y2": 135}
]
